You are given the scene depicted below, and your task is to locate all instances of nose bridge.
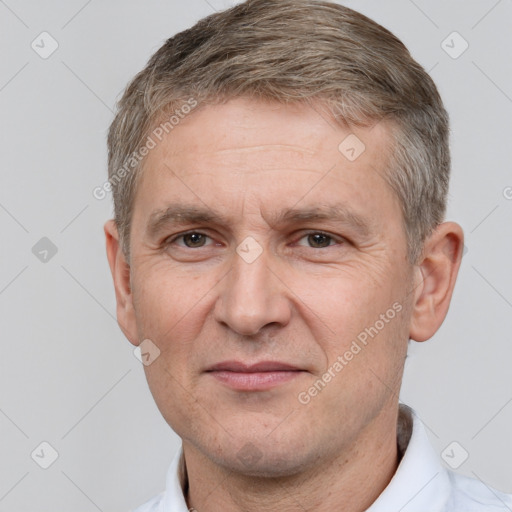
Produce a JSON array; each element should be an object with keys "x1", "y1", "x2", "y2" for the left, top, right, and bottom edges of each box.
[
  {"x1": 215, "y1": 241, "x2": 290, "y2": 335},
  {"x1": 232, "y1": 245, "x2": 271, "y2": 299}
]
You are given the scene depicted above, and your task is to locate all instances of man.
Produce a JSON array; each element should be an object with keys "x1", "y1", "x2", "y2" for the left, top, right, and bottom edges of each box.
[{"x1": 104, "y1": 1, "x2": 512, "y2": 510}]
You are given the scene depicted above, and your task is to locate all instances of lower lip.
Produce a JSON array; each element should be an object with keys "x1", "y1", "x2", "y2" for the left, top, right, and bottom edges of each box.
[{"x1": 208, "y1": 370, "x2": 302, "y2": 391}]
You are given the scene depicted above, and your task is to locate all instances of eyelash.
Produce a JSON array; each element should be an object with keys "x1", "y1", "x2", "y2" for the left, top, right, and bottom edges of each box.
[{"x1": 165, "y1": 230, "x2": 345, "y2": 249}]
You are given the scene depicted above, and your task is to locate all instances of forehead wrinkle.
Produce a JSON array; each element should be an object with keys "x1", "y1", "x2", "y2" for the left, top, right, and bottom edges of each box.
[
  {"x1": 210, "y1": 144, "x2": 317, "y2": 155},
  {"x1": 154, "y1": 166, "x2": 327, "y2": 181}
]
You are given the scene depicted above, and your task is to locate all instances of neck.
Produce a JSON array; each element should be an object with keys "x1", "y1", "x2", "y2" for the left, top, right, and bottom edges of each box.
[{"x1": 183, "y1": 405, "x2": 400, "y2": 512}]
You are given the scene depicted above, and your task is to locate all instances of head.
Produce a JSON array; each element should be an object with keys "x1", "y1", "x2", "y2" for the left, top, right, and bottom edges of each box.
[{"x1": 105, "y1": 0, "x2": 463, "y2": 477}]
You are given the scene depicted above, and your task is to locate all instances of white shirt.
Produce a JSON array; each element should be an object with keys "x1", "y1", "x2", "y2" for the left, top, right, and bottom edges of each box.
[{"x1": 133, "y1": 406, "x2": 512, "y2": 511}]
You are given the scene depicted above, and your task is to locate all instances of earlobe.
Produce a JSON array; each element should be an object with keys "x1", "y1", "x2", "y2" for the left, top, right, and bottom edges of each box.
[
  {"x1": 104, "y1": 220, "x2": 139, "y2": 346},
  {"x1": 409, "y1": 222, "x2": 464, "y2": 342}
]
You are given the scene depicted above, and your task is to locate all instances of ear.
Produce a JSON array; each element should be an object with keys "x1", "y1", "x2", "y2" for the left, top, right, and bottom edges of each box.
[
  {"x1": 409, "y1": 221, "x2": 464, "y2": 342},
  {"x1": 104, "y1": 219, "x2": 139, "y2": 346}
]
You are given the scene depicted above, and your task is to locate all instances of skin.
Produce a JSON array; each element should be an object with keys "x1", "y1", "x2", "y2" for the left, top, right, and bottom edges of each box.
[{"x1": 105, "y1": 97, "x2": 464, "y2": 512}]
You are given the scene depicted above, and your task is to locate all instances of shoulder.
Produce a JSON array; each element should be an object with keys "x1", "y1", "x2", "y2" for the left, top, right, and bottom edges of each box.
[
  {"x1": 445, "y1": 470, "x2": 512, "y2": 511},
  {"x1": 131, "y1": 491, "x2": 165, "y2": 512}
]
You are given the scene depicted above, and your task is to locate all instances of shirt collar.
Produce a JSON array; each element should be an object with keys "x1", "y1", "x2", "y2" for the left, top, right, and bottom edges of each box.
[
  {"x1": 366, "y1": 404, "x2": 451, "y2": 511},
  {"x1": 163, "y1": 405, "x2": 451, "y2": 512}
]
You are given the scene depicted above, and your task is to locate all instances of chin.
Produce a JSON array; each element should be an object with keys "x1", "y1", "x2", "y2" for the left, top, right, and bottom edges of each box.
[
  {"x1": 222, "y1": 451, "x2": 308, "y2": 478},
  {"x1": 203, "y1": 432, "x2": 318, "y2": 478}
]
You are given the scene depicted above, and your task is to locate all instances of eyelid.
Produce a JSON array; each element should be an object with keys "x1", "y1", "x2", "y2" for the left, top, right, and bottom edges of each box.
[
  {"x1": 164, "y1": 229, "x2": 347, "y2": 249},
  {"x1": 165, "y1": 230, "x2": 216, "y2": 247},
  {"x1": 293, "y1": 230, "x2": 346, "y2": 246}
]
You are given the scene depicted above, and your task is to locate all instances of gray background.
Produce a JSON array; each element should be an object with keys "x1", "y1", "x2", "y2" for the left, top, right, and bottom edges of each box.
[{"x1": 0, "y1": 0, "x2": 511, "y2": 510}]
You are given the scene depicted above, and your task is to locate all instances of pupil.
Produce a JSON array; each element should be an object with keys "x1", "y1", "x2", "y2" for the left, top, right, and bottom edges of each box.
[
  {"x1": 309, "y1": 233, "x2": 330, "y2": 248},
  {"x1": 185, "y1": 233, "x2": 205, "y2": 247}
]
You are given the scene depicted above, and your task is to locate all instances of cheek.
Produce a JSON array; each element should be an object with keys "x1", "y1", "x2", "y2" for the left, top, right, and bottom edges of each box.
[
  {"x1": 132, "y1": 264, "x2": 216, "y2": 340},
  {"x1": 290, "y1": 266, "x2": 397, "y2": 332},
  {"x1": 292, "y1": 267, "x2": 409, "y2": 377},
  {"x1": 307, "y1": 306, "x2": 408, "y2": 421},
  {"x1": 131, "y1": 264, "x2": 222, "y2": 411},
  {"x1": 143, "y1": 358, "x2": 206, "y2": 438}
]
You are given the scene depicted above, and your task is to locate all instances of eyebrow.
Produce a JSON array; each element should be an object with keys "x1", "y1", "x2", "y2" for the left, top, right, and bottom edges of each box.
[
  {"x1": 272, "y1": 205, "x2": 371, "y2": 236},
  {"x1": 146, "y1": 206, "x2": 227, "y2": 238},
  {"x1": 146, "y1": 204, "x2": 372, "y2": 238}
]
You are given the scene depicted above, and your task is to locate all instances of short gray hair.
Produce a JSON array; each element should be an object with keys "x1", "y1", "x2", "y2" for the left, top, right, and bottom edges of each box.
[{"x1": 107, "y1": 0, "x2": 450, "y2": 263}]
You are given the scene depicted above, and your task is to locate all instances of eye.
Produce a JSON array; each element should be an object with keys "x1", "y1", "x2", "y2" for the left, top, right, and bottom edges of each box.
[
  {"x1": 170, "y1": 231, "x2": 212, "y2": 248},
  {"x1": 296, "y1": 231, "x2": 340, "y2": 248}
]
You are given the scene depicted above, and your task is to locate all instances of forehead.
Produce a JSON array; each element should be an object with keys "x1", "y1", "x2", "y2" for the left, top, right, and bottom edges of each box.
[
  {"x1": 133, "y1": 97, "x2": 400, "y2": 232},
  {"x1": 147, "y1": 98, "x2": 392, "y2": 167}
]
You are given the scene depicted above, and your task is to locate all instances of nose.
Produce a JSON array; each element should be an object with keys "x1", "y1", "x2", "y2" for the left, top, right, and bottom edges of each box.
[{"x1": 214, "y1": 243, "x2": 291, "y2": 337}]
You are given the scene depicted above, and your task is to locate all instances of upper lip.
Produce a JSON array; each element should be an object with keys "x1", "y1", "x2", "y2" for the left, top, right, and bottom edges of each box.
[{"x1": 206, "y1": 360, "x2": 302, "y2": 372}]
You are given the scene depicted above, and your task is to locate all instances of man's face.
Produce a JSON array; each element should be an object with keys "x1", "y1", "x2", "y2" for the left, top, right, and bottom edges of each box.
[{"x1": 126, "y1": 98, "x2": 415, "y2": 476}]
